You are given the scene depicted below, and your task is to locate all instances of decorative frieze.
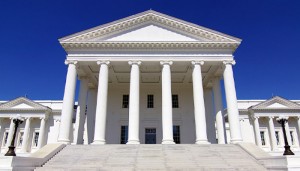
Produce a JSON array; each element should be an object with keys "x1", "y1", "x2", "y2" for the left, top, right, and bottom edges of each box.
[{"x1": 61, "y1": 42, "x2": 239, "y2": 51}]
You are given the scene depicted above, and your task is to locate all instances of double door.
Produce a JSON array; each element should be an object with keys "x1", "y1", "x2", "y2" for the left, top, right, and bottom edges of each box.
[{"x1": 145, "y1": 128, "x2": 156, "y2": 144}]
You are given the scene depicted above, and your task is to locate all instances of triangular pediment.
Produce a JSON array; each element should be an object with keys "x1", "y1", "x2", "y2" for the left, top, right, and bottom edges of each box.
[
  {"x1": 100, "y1": 24, "x2": 201, "y2": 42},
  {"x1": 11, "y1": 103, "x2": 34, "y2": 109},
  {"x1": 250, "y1": 96, "x2": 300, "y2": 110},
  {"x1": 59, "y1": 10, "x2": 241, "y2": 43},
  {"x1": 265, "y1": 102, "x2": 288, "y2": 108},
  {"x1": 0, "y1": 97, "x2": 50, "y2": 111}
]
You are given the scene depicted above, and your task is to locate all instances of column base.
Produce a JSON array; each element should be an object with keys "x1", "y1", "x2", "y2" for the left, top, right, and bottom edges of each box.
[
  {"x1": 230, "y1": 138, "x2": 243, "y2": 144},
  {"x1": 162, "y1": 139, "x2": 175, "y2": 144},
  {"x1": 57, "y1": 139, "x2": 71, "y2": 144},
  {"x1": 91, "y1": 140, "x2": 106, "y2": 145},
  {"x1": 126, "y1": 140, "x2": 140, "y2": 144},
  {"x1": 195, "y1": 140, "x2": 210, "y2": 144}
]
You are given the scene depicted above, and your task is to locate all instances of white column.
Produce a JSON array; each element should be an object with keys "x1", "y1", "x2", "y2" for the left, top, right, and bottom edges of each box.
[
  {"x1": 0, "y1": 118, "x2": 3, "y2": 147},
  {"x1": 74, "y1": 77, "x2": 89, "y2": 144},
  {"x1": 0, "y1": 118, "x2": 2, "y2": 134},
  {"x1": 58, "y1": 61, "x2": 77, "y2": 144},
  {"x1": 297, "y1": 117, "x2": 300, "y2": 146},
  {"x1": 213, "y1": 78, "x2": 226, "y2": 144},
  {"x1": 192, "y1": 61, "x2": 209, "y2": 144},
  {"x1": 160, "y1": 61, "x2": 175, "y2": 144},
  {"x1": 85, "y1": 88, "x2": 97, "y2": 144},
  {"x1": 253, "y1": 116, "x2": 262, "y2": 147},
  {"x1": 6, "y1": 119, "x2": 14, "y2": 147},
  {"x1": 21, "y1": 117, "x2": 32, "y2": 152},
  {"x1": 223, "y1": 61, "x2": 243, "y2": 143},
  {"x1": 127, "y1": 61, "x2": 141, "y2": 144},
  {"x1": 37, "y1": 117, "x2": 47, "y2": 149},
  {"x1": 285, "y1": 118, "x2": 292, "y2": 146},
  {"x1": 268, "y1": 116, "x2": 277, "y2": 151},
  {"x1": 93, "y1": 61, "x2": 110, "y2": 144}
]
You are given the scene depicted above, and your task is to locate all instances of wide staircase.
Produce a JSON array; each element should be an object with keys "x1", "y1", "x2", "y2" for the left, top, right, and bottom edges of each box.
[{"x1": 35, "y1": 144, "x2": 267, "y2": 171}]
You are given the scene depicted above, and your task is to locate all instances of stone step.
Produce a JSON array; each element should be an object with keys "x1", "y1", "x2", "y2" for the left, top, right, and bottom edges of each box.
[{"x1": 35, "y1": 144, "x2": 267, "y2": 171}]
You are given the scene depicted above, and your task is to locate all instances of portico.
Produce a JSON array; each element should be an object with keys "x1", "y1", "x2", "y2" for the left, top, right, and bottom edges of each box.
[
  {"x1": 247, "y1": 96, "x2": 300, "y2": 152},
  {"x1": 0, "y1": 97, "x2": 50, "y2": 153},
  {"x1": 57, "y1": 10, "x2": 243, "y2": 145}
]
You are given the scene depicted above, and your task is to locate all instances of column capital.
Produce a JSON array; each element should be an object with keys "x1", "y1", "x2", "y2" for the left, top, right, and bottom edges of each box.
[
  {"x1": 268, "y1": 116, "x2": 275, "y2": 119},
  {"x1": 251, "y1": 115, "x2": 259, "y2": 120},
  {"x1": 97, "y1": 60, "x2": 110, "y2": 65},
  {"x1": 160, "y1": 61, "x2": 173, "y2": 66},
  {"x1": 223, "y1": 60, "x2": 236, "y2": 66},
  {"x1": 25, "y1": 117, "x2": 33, "y2": 121},
  {"x1": 64, "y1": 60, "x2": 78, "y2": 65},
  {"x1": 191, "y1": 61, "x2": 204, "y2": 66},
  {"x1": 128, "y1": 61, "x2": 141, "y2": 66},
  {"x1": 40, "y1": 116, "x2": 48, "y2": 121}
]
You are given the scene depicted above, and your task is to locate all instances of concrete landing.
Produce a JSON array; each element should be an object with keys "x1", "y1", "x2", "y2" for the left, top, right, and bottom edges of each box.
[{"x1": 35, "y1": 144, "x2": 267, "y2": 171}]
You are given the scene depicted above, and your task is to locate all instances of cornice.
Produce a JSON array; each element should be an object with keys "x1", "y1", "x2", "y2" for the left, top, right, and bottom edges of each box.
[
  {"x1": 61, "y1": 42, "x2": 239, "y2": 51},
  {"x1": 59, "y1": 11, "x2": 241, "y2": 43},
  {"x1": 0, "y1": 108, "x2": 52, "y2": 112}
]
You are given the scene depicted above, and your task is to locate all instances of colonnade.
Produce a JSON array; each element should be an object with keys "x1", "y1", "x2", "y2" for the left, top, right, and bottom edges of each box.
[
  {"x1": 252, "y1": 116, "x2": 300, "y2": 150},
  {"x1": 58, "y1": 60, "x2": 243, "y2": 144},
  {"x1": 0, "y1": 117, "x2": 47, "y2": 152}
]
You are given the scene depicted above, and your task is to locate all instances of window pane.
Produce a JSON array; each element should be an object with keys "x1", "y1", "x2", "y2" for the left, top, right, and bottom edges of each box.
[
  {"x1": 290, "y1": 131, "x2": 294, "y2": 145},
  {"x1": 275, "y1": 131, "x2": 280, "y2": 145},
  {"x1": 120, "y1": 126, "x2": 128, "y2": 144},
  {"x1": 3, "y1": 132, "x2": 9, "y2": 146},
  {"x1": 18, "y1": 132, "x2": 24, "y2": 147},
  {"x1": 34, "y1": 132, "x2": 39, "y2": 147},
  {"x1": 173, "y1": 125, "x2": 180, "y2": 144},
  {"x1": 260, "y1": 131, "x2": 265, "y2": 146},
  {"x1": 172, "y1": 95, "x2": 179, "y2": 108},
  {"x1": 147, "y1": 94, "x2": 154, "y2": 108},
  {"x1": 122, "y1": 95, "x2": 129, "y2": 108}
]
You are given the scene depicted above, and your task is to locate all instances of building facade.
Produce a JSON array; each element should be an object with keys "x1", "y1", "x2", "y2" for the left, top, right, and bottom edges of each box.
[
  {"x1": 0, "y1": 10, "x2": 298, "y2": 156},
  {"x1": 57, "y1": 10, "x2": 242, "y2": 146}
]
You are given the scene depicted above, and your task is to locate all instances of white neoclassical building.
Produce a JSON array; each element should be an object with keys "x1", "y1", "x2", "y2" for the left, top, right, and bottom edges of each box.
[
  {"x1": 57, "y1": 10, "x2": 242, "y2": 146},
  {"x1": 0, "y1": 10, "x2": 299, "y2": 158}
]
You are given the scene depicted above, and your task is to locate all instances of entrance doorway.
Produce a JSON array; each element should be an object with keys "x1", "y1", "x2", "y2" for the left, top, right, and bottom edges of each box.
[{"x1": 145, "y1": 128, "x2": 156, "y2": 144}]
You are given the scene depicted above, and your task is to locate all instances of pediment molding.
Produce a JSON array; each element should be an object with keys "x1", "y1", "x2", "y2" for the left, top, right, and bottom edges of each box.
[
  {"x1": 0, "y1": 97, "x2": 51, "y2": 112},
  {"x1": 59, "y1": 10, "x2": 241, "y2": 44},
  {"x1": 61, "y1": 42, "x2": 239, "y2": 51},
  {"x1": 249, "y1": 96, "x2": 300, "y2": 111}
]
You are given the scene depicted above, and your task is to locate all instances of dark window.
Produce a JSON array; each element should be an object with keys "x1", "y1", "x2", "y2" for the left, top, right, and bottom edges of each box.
[
  {"x1": 122, "y1": 95, "x2": 129, "y2": 108},
  {"x1": 34, "y1": 132, "x2": 39, "y2": 147},
  {"x1": 290, "y1": 131, "x2": 294, "y2": 145},
  {"x1": 173, "y1": 125, "x2": 180, "y2": 144},
  {"x1": 172, "y1": 94, "x2": 179, "y2": 108},
  {"x1": 275, "y1": 131, "x2": 280, "y2": 145},
  {"x1": 3, "y1": 132, "x2": 8, "y2": 146},
  {"x1": 147, "y1": 94, "x2": 154, "y2": 108},
  {"x1": 260, "y1": 131, "x2": 266, "y2": 146},
  {"x1": 120, "y1": 126, "x2": 128, "y2": 144},
  {"x1": 18, "y1": 132, "x2": 24, "y2": 147}
]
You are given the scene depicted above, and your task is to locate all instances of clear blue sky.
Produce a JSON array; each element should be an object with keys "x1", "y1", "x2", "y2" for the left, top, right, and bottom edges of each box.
[{"x1": 0, "y1": 0, "x2": 299, "y2": 100}]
